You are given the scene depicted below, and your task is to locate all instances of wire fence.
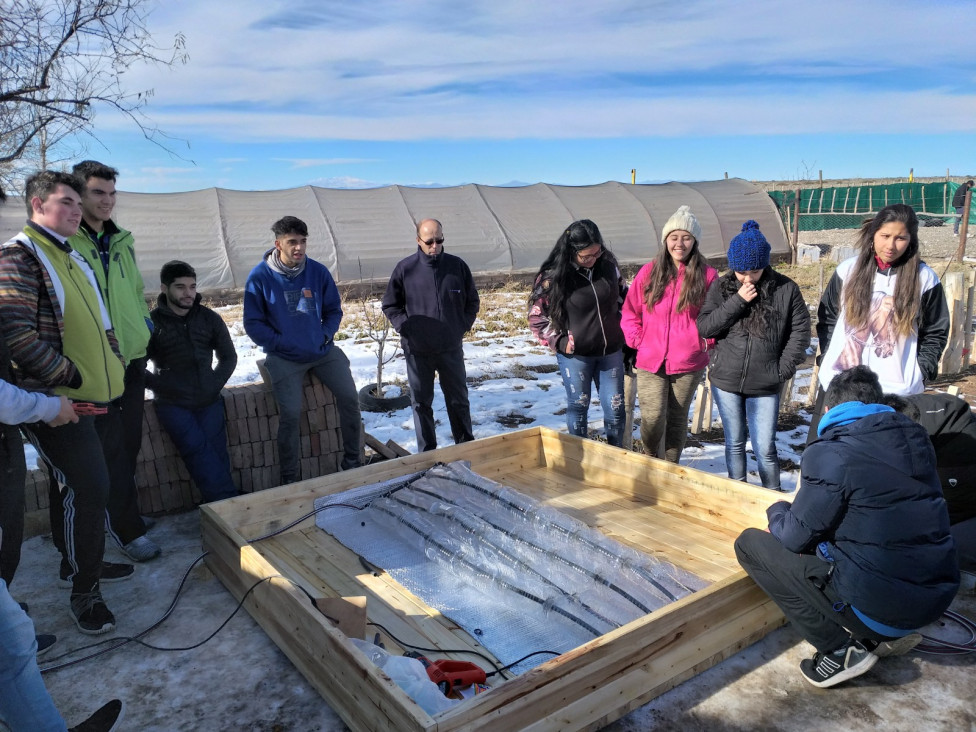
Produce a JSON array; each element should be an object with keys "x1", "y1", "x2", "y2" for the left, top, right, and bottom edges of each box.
[{"x1": 770, "y1": 182, "x2": 969, "y2": 233}]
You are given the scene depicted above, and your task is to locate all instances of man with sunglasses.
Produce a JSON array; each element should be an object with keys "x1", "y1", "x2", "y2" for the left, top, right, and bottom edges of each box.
[{"x1": 382, "y1": 219, "x2": 480, "y2": 452}]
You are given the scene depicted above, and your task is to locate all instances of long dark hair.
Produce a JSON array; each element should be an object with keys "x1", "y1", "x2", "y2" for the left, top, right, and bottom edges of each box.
[
  {"x1": 531, "y1": 219, "x2": 618, "y2": 332},
  {"x1": 718, "y1": 268, "x2": 778, "y2": 337},
  {"x1": 644, "y1": 237, "x2": 709, "y2": 312},
  {"x1": 843, "y1": 204, "x2": 921, "y2": 338}
]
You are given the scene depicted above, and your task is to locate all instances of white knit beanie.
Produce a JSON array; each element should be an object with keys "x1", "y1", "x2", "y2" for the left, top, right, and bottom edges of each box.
[{"x1": 661, "y1": 205, "x2": 702, "y2": 245}]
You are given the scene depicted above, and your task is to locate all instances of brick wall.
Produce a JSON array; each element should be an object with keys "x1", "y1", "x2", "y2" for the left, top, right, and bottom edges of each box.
[{"x1": 23, "y1": 372, "x2": 346, "y2": 536}]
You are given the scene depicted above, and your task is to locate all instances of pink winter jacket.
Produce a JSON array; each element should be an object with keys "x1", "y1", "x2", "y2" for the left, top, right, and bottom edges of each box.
[{"x1": 620, "y1": 261, "x2": 718, "y2": 375}]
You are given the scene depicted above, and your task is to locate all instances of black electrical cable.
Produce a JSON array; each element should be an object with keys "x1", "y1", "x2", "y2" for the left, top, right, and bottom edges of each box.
[
  {"x1": 489, "y1": 650, "x2": 562, "y2": 675},
  {"x1": 916, "y1": 609, "x2": 976, "y2": 655}
]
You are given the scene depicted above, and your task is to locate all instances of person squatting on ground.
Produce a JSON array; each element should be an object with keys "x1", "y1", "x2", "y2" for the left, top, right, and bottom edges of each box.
[
  {"x1": 0, "y1": 368, "x2": 124, "y2": 731},
  {"x1": 528, "y1": 219, "x2": 628, "y2": 446},
  {"x1": 808, "y1": 203, "x2": 949, "y2": 442},
  {"x1": 70, "y1": 160, "x2": 159, "y2": 563},
  {"x1": 735, "y1": 365, "x2": 959, "y2": 689},
  {"x1": 382, "y1": 218, "x2": 480, "y2": 452},
  {"x1": 0, "y1": 171, "x2": 133, "y2": 636},
  {"x1": 146, "y1": 261, "x2": 240, "y2": 503},
  {"x1": 243, "y1": 216, "x2": 363, "y2": 483},
  {"x1": 952, "y1": 179, "x2": 973, "y2": 235},
  {"x1": 696, "y1": 220, "x2": 810, "y2": 491},
  {"x1": 621, "y1": 205, "x2": 717, "y2": 462}
]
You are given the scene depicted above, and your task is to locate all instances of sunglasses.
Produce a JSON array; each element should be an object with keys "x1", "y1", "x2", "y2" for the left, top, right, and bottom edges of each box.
[
  {"x1": 576, "y1": 247, "x2": 603, "y2": 263},
  {"x1": 419, "y1": 237, "x2": 445, "y2": 246}
]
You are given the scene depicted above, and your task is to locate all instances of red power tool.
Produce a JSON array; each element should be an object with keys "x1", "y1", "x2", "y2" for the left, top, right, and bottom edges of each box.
[{"x1": 406, "y1": 653, "x2": 486, "y2": 696}]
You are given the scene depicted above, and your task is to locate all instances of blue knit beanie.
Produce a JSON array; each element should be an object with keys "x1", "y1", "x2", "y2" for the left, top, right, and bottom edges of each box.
[{"x1": 726, "y1": 220, "x2": 770, "y2": 271}]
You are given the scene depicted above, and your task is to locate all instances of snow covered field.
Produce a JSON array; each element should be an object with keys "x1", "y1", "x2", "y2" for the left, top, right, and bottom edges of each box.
[{"x1": 217, "y1": 291, "x2": 815, "y2": 492}]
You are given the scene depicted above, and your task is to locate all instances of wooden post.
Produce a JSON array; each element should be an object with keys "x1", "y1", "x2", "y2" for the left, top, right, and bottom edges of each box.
[
  {"x1": 965, "y1": 268, "x2": 976, "y2": 369},
  {"x1": 691, "y1": 372, "x2": 712, "y2": 434},
  {"x1": 791, "y1": 188, "x2": 800, "y2": 265},
  {"x1": 623, "y1": 370, "x2": 638, "y2": 450},
  {"x1": 938, "y1": 272, "x2": 966, "y2": 375},
  {"x1": 954, "y1": 187, "x2": 972, "y2": 263}
]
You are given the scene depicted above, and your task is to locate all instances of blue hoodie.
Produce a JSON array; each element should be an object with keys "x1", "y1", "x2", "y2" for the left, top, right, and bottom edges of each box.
[{"x1": 243, "y1": 252, "x2": 343, "y2": 363}]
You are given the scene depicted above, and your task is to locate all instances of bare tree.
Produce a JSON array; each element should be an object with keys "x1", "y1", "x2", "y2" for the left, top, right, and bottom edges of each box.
[
  {"x1": 0, "y1": 0, "x2": 187, "y2": 187},
  {"x1": 355, "y1": 263, "x2": 402, "y2": 399}
]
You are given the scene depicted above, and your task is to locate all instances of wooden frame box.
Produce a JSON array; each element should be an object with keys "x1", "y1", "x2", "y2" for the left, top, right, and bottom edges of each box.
[{"x1": 201, "y1": 427, "x2": 784, "y2": 732}]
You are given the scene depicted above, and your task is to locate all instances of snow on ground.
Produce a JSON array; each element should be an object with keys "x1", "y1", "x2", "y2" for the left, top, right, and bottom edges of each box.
[{"x1": 216, "y1": 293, "x2": 815, "y2": 493}]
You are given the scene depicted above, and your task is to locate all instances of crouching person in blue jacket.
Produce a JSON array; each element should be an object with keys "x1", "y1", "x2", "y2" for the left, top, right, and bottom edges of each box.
[{"x1": 735, "y1": 365, "x2": 959, "y2": 688}]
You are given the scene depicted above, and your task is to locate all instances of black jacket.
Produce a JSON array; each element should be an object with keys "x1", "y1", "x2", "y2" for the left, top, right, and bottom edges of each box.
[
  {"x1": 527, "y1": 258, "x2": 626, "y2": 357},
  {"x1": 952, "y1": 182, "x2": 972, "y2": 208},
  {"x1": 768, "y1": 408, "x2": 959, "y2": 630},
  {"x1": 146, "y1": 294, "x2": 237, "y2": 409},
  {"x1": 696, "y1": 269, "x2": 810, "y2": 395},
  {"x1": 381, "y1": 249, "x2": 479, "y2": 354},
  {"x1": 906, "y1": 392, "x2": 976, "y2": 525}
]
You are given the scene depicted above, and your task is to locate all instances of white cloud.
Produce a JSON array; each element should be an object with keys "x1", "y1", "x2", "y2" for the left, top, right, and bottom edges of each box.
[{"x1": 105, "y1": 0, "x2": 976, "y2": 143}]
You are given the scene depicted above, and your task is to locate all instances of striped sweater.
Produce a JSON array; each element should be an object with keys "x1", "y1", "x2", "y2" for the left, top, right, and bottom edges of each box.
[{"x1": 0, "y1": 223, "x2": 123, "y2": 401}]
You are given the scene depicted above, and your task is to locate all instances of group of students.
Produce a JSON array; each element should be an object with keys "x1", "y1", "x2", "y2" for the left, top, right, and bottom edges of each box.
[
  {"x1": 0, "y1": 173, "x2": 969, "y2": 724},
  {"x1": 528, "y1": 201, "x2": 967, "y2": 689},
  {"x1": 528, "y1": 205, "x2": 811, "y2": 491}
]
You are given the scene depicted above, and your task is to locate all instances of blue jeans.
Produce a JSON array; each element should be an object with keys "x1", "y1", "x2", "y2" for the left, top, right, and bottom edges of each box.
[
  {"x1": 556, "y1": 351, "x2": 626, "y2": 447},
  {"x1": 0, "y1": 579, "x2": 67, "y2": 731},
  {"x1": 156, "y1": 400, "x2": 240, "y2": 503},
  {"x1": 265, "y1": 348, "x2": 362, "y2": 483},
  {"x1": 712, "y1": 387, "x2": 781, "y2": 490}
]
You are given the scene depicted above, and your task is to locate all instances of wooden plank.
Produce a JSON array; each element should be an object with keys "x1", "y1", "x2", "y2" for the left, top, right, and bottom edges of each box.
[
  {"x1": 364, "y1": 432, "x2": 397, "y2": 460},
  {"x1": 939, "y1": 272, "x2": 965, "y2": 374},
  {"x1": 385, "y1": 439, "x2": 411, "y2": 458},
  {"x1": 312, "y1": 596, "x2": 367, "y2": 639}
]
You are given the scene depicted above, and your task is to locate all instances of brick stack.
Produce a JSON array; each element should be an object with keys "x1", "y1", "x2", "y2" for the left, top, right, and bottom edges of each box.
[{"x1": 21, "y1": 371, "x2": 346, "y2": 537}]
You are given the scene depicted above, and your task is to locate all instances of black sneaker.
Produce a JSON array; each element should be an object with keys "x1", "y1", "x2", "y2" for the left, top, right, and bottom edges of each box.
[
  {"x1": 69, "y1": 590, "x2": 116, "y2": 635},
  {"x1": 69, "y1": 699, "x2": 124, "y2": 732},
  {"x1": 36, "y1": 633, "x2": 57, "y2": 656},
  {"x1": 59, "y1": 561, "x2": 134, "y2": 588},
  {"x1": 800, "y1": 639, "x2": 877, "y2": 688}
]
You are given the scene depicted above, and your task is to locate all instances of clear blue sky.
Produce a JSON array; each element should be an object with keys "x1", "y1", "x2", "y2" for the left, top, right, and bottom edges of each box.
[{"x1": 77, "y1": 0, "x2": 975, "y2": 193}]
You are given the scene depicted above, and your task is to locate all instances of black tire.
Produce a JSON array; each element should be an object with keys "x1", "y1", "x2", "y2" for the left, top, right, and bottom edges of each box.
[{"x1": 358, "y1": 383, "x2": 412, "y2": 412}]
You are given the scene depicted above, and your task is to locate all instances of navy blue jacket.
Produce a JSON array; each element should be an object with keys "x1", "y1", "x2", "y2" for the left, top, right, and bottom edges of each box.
[
  {"x1": 768, "y1": 405, "x2": 959, "y2": 630},
  {"x1": 243, "y1": 253, "x2": 343, "y2": 363},
  {"x1": 381, "y1": 249, "x2": 479, "y2": 354}
]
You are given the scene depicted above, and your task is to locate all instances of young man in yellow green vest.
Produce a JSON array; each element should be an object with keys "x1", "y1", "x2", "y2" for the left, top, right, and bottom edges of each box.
[
  {"x1": 0, "y1": 171, "x2": 132, "y2": 635},
  {"x1": 69, "y1": 161, "x2": 159, "y2": 562}
]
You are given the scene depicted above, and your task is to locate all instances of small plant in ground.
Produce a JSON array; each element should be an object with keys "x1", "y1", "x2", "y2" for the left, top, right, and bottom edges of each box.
[{"x1": 355, "y1": 261, "x2": 401, "y2": 397}]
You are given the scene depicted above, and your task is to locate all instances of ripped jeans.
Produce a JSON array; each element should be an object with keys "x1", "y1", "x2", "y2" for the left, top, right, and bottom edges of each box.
[{"x1": 555, "y1": 350, "x2": 626, "y2": 447}]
